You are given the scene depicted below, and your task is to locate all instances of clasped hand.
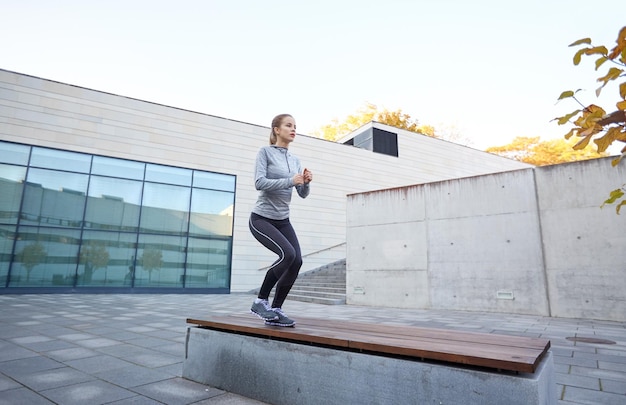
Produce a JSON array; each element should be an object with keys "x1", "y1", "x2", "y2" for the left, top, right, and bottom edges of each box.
[{"x1": 293, "y1": 168, "x2": 313, "y2": 185}]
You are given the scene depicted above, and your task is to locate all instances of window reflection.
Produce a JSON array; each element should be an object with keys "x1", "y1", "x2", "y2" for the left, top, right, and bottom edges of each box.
[
  {"x1": 21, "y1": 169, "x2": 88, "y2": 228},
  {"x1": 85, "y1": 176, "x2": 142, "y2": 231},
  {"x1": 193, "y1": 171, "x2": 235, "y2": 192},
  {"x1": 186, "y1": 237, "x2": 231, "y2": 288},
  {"x1": 0, "y1": 225, "x2": 16, "y2": 286},
  {"x1": 135, "y1": 234, "x2": 185, "y2": 287},
  {"x1": 92, "y1": 156, "x2": 145, "y2": 180},
  {"x1": 145, "y1": 164, "x2": 191, "y2": 186},
  {"x1": 0, "y1": 143, "x2": 30, "y2": 165},
  {"x1": 141, "y1": 183, "x2": 190, "y2": 235},
  {"x1": 77, "y1": 231, "x2": 137, "y2": 287},
  {"x1": 0, "y1": 164, "x2": 27, "y2": 225},
  {"x1": 30, "y1": 147, "x2": 91, "y2": 172},
  {"x1": 11, "y1": 227, "x2": 80, "y2": 287},
  {"x1": 190, "y1": 189, "x2": 234, "y2": 236}
]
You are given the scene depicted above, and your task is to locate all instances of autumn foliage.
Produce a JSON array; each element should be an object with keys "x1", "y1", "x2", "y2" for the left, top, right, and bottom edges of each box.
[
  {"x1": 554, "y1": 26, "x2": 626, "y2": 213},
  {"x1": 313, "y1": 103, "x2": 434, "y2": 141},
  {"x1": 485, "y1": 136, "x2": 606, "y2": 166}
]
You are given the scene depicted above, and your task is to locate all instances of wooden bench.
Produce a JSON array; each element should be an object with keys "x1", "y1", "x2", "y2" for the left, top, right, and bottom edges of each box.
[{"x1": 183, "y1": 315, "x2": 555, "y2": 405}]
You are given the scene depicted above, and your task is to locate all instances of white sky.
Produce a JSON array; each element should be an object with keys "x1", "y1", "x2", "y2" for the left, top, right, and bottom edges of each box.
[{"x1": 2, "y1": 0, "x2": 624, "y2": 149}]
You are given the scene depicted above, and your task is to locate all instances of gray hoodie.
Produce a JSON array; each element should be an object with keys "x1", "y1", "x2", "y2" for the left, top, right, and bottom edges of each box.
[{"x1": 252, "y1": 145, "x2": 310, "y2": 220}]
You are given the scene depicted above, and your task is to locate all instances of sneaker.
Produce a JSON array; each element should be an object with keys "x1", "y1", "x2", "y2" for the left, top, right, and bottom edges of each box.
[
  {"x1": 250, "y1": 300, "x2": 279, "y2": 321},
  {"x1": 264, "y1": 308, "x2": 296, "y2": 327}
]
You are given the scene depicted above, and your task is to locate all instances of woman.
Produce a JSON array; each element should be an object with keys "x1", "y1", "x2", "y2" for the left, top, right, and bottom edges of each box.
[{"x1": 249, "y1": 114, "x2": 313, "y2": 327}]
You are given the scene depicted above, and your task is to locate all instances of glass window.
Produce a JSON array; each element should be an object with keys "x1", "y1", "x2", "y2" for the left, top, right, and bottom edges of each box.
[
  {"x1": 0, "y1": 225, "x2": 17, "y2": 286},
  {"x1": 193, "y1": 171, "x2": 236, "y2": 192},
  {"x1": 21, "y1": 169, "x2": 88, "y2": 228},
  {"x1": 0, "y1": 143, "x2": 30, "y2": 165},
  {"x1": 134, "y1": 234, "x2": 185, "y2": 288},
  {"x1": 11, "y1": 226, "x2": 80, "y2": 287},
  {"x1": 189, "y1": 189, "x2": 234, "y2": 236},
  {"x1": 76, "y1": 231, "x2": 137, "y2": 287},
  {"x1": 92, "y1": 156, "x2": 145, "y2": 180},
  {"x1": 85, "y1": 176, "x2": 142, "y2": 231},
  {"x1": 145, "y1": 164, "x2": 191, "y2": 186},
  {"x1": 140, "y1": 183, "x2": 190, "y2": 235},
  {"x1": 30, "y1": 147, "x2": 91, "y2": 173},
  {"x1": 0, "y1": 142, "x2": 235, "y2": 292},
  {"x1": 0, "y1": 165, "x2": 27, "y2": 225},
  {"x1": 185, "y1": 237, "x2": 231, "y2": 288}
]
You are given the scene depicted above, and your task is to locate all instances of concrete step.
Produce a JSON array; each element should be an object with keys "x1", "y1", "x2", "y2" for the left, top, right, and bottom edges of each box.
[
  {"x1": 294, "y1": 281, "x2": 346, "y2": 288},
  {"x1": 290, "y1": 286, "x2": 346, "y2": 294},
  {"x1": 296, "y1": 275, "x2": 346, "y2": 283},
  {"x1": 284, "y1": 294, "x2": 346, "y2": 305},
  {"x1": 253, "y1": 258, "x2": 347, "y2": 305},
  {"x1": 287, "y1": 289, "x2": 347, "y2": 300}
]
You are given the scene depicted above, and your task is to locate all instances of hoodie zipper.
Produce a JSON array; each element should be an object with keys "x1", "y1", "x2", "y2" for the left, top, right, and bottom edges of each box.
[{"x1": 275, "y1": 146, "x2": 291, "y2": 173}]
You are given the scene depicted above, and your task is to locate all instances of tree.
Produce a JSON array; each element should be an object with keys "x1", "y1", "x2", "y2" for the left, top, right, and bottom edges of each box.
[
  {"x1": 486, "y1": 136, "x2": 607, "y2": 166},
  {"x1": 554, "y1": 26, "x2": 626, "y2": 213},
  {"x1": 313, "y1": 103, "x2": 434, "y2": 141},
  {"x1": 79, "y1": 241, "x2": 110, "y2": 282},
  {"x1": 141, "y1": 248, "x2": 162, "y2": 282},
  {"x1": 16, "y1": 242, "x2": 46, "y2": 282}
]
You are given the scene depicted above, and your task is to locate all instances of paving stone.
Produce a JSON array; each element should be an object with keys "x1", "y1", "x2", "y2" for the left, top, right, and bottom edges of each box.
[
  {"x1": 73, "y1": 337, "x2": 121, "y2": 349},
  {"x1": 65, "y1": 354, "x2": 134, "y2": 374},
  {"x1": 570, "y1": 365, "x2": 626, "y2": 381},
  {"x1": 0, "y1": 355, "x2": 64, "y2": 377},
  {"x1": 554, "y1": 372, "x2": 600, "y2": 390},
  {"x1": 601, "y1": 378, "x2": 626, "y2": 395},
  {"x1": 0, "y1": 387, "x2": 56, "y2": 404},
  {"x1": 0, "y1": 373, "x2": 22, "y2": 391},
  {"x1": 562, "y1": 385, "x2": 626, "y2": 405},
  {"x1": 131, "y1": 377, "x2": 222, "y2": 405},
  {"x1": 13, "y1": 366, "x2": 94, "y2": 391},
  {"x1": 0, "y1": 342, "x2": 38, "y2": 362},
  {"x1": 43, "y1": 347, "x2": 98, "y2": 362},
  {"x1": 105, "y1": 395, "x2": 165, "y2": 404},
  {"x1": 94, "y1": 364, "x2": 173, "y2": 388},
  {"x1": 193, "y1": 392, "x2": 273, "y2": 404},
  {"x1": 40, "y1": 379, "x2": 136, "y2": 405}
]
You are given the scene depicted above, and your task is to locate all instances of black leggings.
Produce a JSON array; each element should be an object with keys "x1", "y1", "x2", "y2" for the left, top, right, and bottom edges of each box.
[{"x1": 249, "y1": 212, "x2": 302, "y2": 309}]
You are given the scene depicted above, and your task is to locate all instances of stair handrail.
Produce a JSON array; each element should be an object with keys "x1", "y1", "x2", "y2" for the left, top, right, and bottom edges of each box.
[{"x1": 257, "y1": 242, "x2": 346, "y2": 271}]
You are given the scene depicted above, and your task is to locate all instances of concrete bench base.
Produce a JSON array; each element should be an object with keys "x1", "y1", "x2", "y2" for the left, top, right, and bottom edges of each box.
[{"x1": 183, "y1": 326, "x2": 555, "y2": 405}]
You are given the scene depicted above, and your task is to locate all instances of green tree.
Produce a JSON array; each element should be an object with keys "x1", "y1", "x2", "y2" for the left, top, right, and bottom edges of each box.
[
  {"x1": 79, "y1": 241, "x2": 110, "y2": 282},
  {"x1": 16, "y1": 242, "x2": 47, "y2": 282},
  {"x1": 141, "y1": 248, "x2": 162, "y2": 282},
  {"x1": 313, "y1": 103, "x2": 434, "y2": 141},
  {"x1": 554, "y1": 26, "x2": 626, "y2": 213},
  {"x1": 486, "y1": 136, "x2": 607, "y2": 166}
]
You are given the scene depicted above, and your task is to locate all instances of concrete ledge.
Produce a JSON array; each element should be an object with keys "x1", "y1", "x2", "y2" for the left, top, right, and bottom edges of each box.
[{"x1": 183, "y1": 326, "x2": 556, "y2": 405}]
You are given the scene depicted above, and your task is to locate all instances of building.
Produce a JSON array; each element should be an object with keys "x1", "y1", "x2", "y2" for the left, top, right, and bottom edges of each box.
[{"x1": 0, "y1": 69, "x2": 531, "y2": 294}]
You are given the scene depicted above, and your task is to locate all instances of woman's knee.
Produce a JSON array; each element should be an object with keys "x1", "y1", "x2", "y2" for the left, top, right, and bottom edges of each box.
[{"x1": 282, "y1": 247, "x2": 301, "y2": 267}]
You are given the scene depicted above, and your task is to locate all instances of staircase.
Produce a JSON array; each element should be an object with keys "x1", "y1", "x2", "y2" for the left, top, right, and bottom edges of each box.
[{"x1": 287, "y1": 259, "x2": 346, "y2": 305}]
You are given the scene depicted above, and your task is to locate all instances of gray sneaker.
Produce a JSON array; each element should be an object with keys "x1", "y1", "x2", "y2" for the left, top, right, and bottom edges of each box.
[
  {"x1": 264, "y1": 308, "x2": 295, "y2": 327},
  {"x1": 250, "y1": 300, "x2": 279, "y2": 321}
]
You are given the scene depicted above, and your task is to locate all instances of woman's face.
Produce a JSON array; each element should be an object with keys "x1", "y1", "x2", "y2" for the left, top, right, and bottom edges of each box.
[{"x1": 274, "y1": 116, "x2": 296, "y2": 146}]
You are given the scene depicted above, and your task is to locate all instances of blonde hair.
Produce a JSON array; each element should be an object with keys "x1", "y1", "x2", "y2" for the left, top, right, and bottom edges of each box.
[{"x1": 269, "y1": 114, "x2": 293, "y2": 145}]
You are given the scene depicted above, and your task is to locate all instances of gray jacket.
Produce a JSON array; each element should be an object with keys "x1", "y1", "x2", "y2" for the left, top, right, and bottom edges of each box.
[{"x1": 252, "y1": 145, "x2": 310, "y2": 220}]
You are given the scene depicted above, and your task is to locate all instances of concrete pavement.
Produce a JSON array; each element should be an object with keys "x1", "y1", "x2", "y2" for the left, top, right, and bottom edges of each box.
[{"x1": 0, "y1": 293, "x2": 625, "y2": 404}]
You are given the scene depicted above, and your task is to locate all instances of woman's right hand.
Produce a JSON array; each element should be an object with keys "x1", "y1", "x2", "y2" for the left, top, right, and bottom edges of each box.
[{"x1": 292, "y1": 174, "x2": 305, "y2": 185}]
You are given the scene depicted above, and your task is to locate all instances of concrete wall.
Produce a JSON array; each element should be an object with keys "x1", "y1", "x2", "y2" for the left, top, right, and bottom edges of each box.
[
  {"x1": 346, "y1": 157, "x2": 626, "y2": 322},
  {"x1": 0, "y1": 69, "x2": 530, "y2": 292}
]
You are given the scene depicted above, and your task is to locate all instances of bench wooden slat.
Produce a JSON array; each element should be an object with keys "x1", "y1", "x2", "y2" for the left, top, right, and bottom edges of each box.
[
  {"x1": 187, "y1": 315, "x2": 551, "y2": 373},
  {"x1": 301, "y1": 317, "x2": 549, "y2": 351}
]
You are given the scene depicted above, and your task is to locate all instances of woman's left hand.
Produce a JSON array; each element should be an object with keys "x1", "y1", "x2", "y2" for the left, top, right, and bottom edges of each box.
[{"x1": 303, "y1": 168, "x2": 313, "y2": 183}]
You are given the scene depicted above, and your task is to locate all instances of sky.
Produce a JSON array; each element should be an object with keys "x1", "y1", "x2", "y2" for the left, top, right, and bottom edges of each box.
[{"x1": 2, "y1": 0, "x2": 624, "y2": 150}]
